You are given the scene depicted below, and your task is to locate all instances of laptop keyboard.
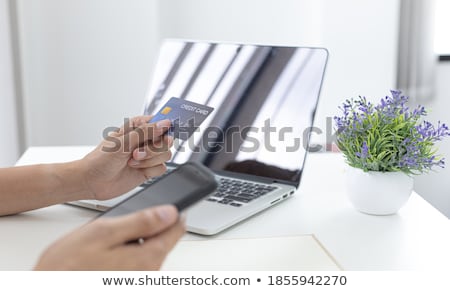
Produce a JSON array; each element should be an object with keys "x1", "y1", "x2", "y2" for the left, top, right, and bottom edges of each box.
[
  {"x1": 140, "y1": 169, "x2": 278, "y2": 208},
  {"x1": 206, "y1": 178, "x2": 277, "y2": 207}
]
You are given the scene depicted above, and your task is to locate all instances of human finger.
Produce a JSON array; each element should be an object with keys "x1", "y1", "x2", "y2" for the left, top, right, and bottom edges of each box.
[
  {"x1": 96, "y1": 205, "x2": 179, "y2": 247},
  {"x1": 141, "y1": 164, "x2": 167, "y2": 180},
  {"x1": 132, "y1": 135, "x2": 174, "y2": 161},
  {"x1": 128, "y1": 151, "x2": 172, "y2": 168},
  {"x1": 117, "y1": 116, "x2": 154, "y2": 136},
  {"x1": 119, "y1": 119, "x2": 171, "y2": 153},
  {"x1": 133, "y1": 218, "x2": 186, "y2": 269}
]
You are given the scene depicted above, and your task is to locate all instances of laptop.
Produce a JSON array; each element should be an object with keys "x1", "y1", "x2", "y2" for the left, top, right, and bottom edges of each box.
[{"x1": 71, "y1": 39, "x2": 328, "y2": 235}]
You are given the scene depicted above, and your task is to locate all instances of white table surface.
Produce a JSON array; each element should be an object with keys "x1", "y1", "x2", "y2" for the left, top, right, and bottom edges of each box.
[{"x1": 1, "y1": 146, "x2": 449, "y2": 270}]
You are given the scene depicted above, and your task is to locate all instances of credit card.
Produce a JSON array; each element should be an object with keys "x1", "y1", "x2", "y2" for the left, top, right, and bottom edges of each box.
[{"x1": 149, "y1": 97, "x2": 214, "y2": 140}]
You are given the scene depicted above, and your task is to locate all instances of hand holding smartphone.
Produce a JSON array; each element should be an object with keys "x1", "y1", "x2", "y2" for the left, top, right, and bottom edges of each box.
[{"x1": 99, "y1": 162, "x2": 217, "y2": 218}]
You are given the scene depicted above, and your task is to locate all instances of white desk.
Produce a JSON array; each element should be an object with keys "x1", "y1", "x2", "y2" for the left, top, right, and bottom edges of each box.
[{"x1": 1, "y1": 146, "x2": 449, "y2": 270}]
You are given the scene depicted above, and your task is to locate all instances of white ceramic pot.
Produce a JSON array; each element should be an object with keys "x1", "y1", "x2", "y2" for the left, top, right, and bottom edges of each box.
[{"x1": 345, "y1": 166, "x2": 414, "y2": 215}]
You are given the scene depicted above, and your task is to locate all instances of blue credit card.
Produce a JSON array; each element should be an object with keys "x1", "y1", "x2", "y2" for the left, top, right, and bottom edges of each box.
[{"x1": 149, "y1": 97, "x2": 214, "y2": 140}]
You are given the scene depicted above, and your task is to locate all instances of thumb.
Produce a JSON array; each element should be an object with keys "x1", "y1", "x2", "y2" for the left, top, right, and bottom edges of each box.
[
  {"x1": 97, "y1": 205, "x2": 179, "y2": 247},
  {"x1": 119, "y1": 119, "x2": 171, "y2": 153}
]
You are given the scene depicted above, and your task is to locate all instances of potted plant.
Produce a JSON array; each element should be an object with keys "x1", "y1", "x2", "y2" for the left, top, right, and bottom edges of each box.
[{"x1": 334, "y1": 90, "x2": 450, "y2": 215}]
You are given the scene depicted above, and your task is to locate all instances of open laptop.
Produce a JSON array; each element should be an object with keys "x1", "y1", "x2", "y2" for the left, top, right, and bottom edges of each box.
[{"x1": 71, "y1": 39, "x2": 328, "y2": 235}]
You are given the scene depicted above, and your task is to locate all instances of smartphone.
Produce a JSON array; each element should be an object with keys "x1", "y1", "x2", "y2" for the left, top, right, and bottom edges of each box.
[{"x1": 99, "y1": 162, "x2": 218, "y2": 218}]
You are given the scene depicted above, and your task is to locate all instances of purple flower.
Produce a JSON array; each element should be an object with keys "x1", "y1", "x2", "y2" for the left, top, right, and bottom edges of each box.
[
  {"x1": 416, "y1": 120, "x2": 450, "y2": 141},
  {"x1": 412, "y1": 105, "x2": 426, "y2": 118},
  {"x1": 361, "y1": 141, "x2": 369, "y2": 159},
  {"x1": 334, "y1": 90, "x2": 449, "y2": 174},
  {"x1": 374, "y1": 91, "x2": 410, "y2": 120}
]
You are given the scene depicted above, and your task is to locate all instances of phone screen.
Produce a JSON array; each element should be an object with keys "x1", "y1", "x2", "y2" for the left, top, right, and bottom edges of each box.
[{"x1": 101, "y1": 163, "x2": 216, "y2": 218}]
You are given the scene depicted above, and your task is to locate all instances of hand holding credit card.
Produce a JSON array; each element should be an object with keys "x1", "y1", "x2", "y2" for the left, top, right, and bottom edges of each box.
[{"x1": 149, "y1": 97, "x2": 214, "y2": 140}]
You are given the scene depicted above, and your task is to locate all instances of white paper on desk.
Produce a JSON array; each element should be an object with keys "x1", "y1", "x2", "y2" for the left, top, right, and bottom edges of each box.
[{"x1": 161, "y1": 235, "x2": 341, "y2": 271}]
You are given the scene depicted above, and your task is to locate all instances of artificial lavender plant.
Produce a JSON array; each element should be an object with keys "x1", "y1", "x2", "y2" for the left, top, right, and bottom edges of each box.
[{"x1": 334, "y1": 90, "x2": 450, "y2": 174}]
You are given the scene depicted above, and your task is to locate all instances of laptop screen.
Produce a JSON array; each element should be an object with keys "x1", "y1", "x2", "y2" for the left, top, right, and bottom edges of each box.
[{"x1": 144, "y1": 40, "x2": 328, "y2": 186}]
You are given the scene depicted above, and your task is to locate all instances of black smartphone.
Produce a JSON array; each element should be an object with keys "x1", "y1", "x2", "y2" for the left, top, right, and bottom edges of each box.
[{"x1": 99, "y1": 162, "x2": 218, "y2": 218}]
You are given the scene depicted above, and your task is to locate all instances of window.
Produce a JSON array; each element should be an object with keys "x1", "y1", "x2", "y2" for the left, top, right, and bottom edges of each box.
[{"x1": 434, "y1": 0, "x2": 450, "y2": 55}]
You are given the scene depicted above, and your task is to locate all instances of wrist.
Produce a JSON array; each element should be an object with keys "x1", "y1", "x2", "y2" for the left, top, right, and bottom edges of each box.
[{"x1": 53, "y1": 160, "x2": 93, "y2": 201}]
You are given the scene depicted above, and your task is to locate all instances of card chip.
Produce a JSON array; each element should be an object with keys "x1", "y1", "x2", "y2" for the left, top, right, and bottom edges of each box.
[
  {"x1": 161, "y1": 106, "x2": 172, "y2": 115},
  {"x1": 149, "y1": 97, "x2": 214, "y2": 141}
]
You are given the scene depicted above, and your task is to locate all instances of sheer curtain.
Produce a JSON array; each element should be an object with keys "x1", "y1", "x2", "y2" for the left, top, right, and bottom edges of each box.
[{"x1": 397, "y1": 0, "x2": 437, "y2": 103}]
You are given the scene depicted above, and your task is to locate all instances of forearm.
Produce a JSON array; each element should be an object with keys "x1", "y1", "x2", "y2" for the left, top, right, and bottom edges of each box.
[{"x1": 0, "y1": 161, "x2": 91, "y2": 216}]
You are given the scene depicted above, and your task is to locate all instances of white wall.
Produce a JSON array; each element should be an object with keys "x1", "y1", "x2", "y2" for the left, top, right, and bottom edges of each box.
[
  {"x1": 414, "y1": 62, "x2": 450, "y2": 217},
  {"x1": 158, "y1": 0, "x2": 400, "y2": 141},
  {"x1": 17, "y1": 0, "x2": 161, "y2": 147},
  {"x1": 159, "y1": 0, "x2": 324, "y2": 44},
  {"x1": 15, "y1": 0, "x2": 400, "y2": 148},
  {"x1": 0, "y1": 0, "x2": 20, "y2": 166}
]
